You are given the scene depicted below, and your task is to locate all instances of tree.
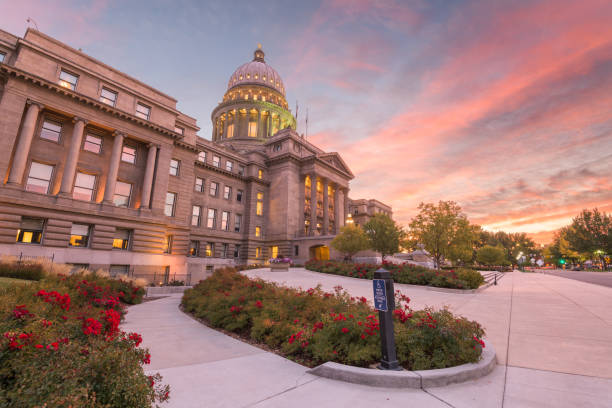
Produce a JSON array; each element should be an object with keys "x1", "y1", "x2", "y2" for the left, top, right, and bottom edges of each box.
[
  {"x1": 564, "y1": 208, "x2": 612, "y2": 268},
  {"x1": 408, "y1": 201, "x2": 473, "y2": 269},
  {"x1": 448, "y1": 219, "x2": 478, "y2": 264},
  {"x1": 330, "y1": 224, "x2": 370, "y2": 261},
  {"x1": 476, "y1": 245, "x2": 505, "y2": 265},
  {"x1": 362, "y1": 214, "x2": 404, "y2": 260}
]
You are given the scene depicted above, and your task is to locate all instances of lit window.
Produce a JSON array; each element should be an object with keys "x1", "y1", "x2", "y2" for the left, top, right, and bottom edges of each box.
[
  {"x1": 16, "y1": 217, "x2": 44, "y2": 244},
  {"x1": 169, "y1": 159, "x2": 180, "y2": 176},
  {"x1": 221, "y1": 211, "x2": 230, "y2": 231},
  {"x1": 221, "y1": 243, "x2": 229, "y2": 258},
  {"x1": 189, "y1": 240, "x2": 199, "y2": 257},
  {"x1": 209, "y1": 181, "x2": 218, "y2": 197},
  {"x1": 246, "y1": 73, "x2": 250, "y2": 79},
  {"x1": 26, "y1": 162, "x2": 54, "y2": 194},
  {"x1": 192, "y1": 205, "x2": 201, "y2": 226},
  {"x1": 164, "y1": 192, "x2": 177, "y2": 217},
  {"x1": 135, "y1": 103, "x2": 150, "y2": 120},
  {"x1": 236, "y1": 189, "x2": 243, "y2": 202},
  {"x1": 163, "y1": 235, "x2": 173, "y2": 254},
  {"x1": 235, "y1": 214, "x2": 242, "y2": 232},
  {"x1": 113, "y1": 181, "x2": 132, "y2": 207},
  {"x1": 256, "y1": 247, "x2": 261, "y2": 258},
  {"x1": 207, "y1": 208, "x2": 217, "y2": 229},
  {"x1": 227, "y1": 124, "x2": 234, "y2": 138},
  {"x1": 83, "y1": 134, "x2": 102, "y2": 154},
  {"x1": 256, "y1": 192, "x2": 263, "y2": 216},
  {"x1": 238, "y1": 165, "x2": 245, "y2": 176},
  {"x1": 258, "y1": 169, "x2": 263, "y2": 179},
  {"x1": 59, "y1": 69, "x2": 78, "y2": 90},
  {"x1": 121, "y1": 145, "x2": 136, "y2": 164},
  {"x1": 69, "y1": 223, "x2": 90, "y2": 247},
  {"x1": 225, "y1": 160, "x2": 233, "y2": 172},
  {"x1": 40, "y1": 120, "x2": 61, "y2": 142},
  {"x1": 195, "y1": 177, "x2": 204, "y2": 192},
  {"x1": 198, "y1": 151, "x2": 206, "y2": 163},
  {"x1": 0, "y1": 52, "x2": 5, "y2": 63},
  {"x1": 73, "y1": 172, "x2": 96, "y2": 201},
  {"x1": 112, "y1": 228, "x2": 131, "y2": 250},
  {"x1": 175, "y1": 126, "x2": 184, "y2": 135},
  {"x1": 234, "y1": 244, "x2": 241, "y2": 258},
  {"x1": 271, "y1": 246, "x2": 279, "y2": 259},
  {"x1": 205, "y1": 242, "x2": 214, "y2": 257},
  {"x1": 100, "y1": 88, "x2": 117, "y2": 107},
  {"x1": 213, "y1": 155, "x2": 220, "y2": 167},
  {"x1": 255, "y1": 226, "x2": 261, "y2": 237},
  {"x1": 248, "y1": 121, "x2": 257, "y2": 137},
  {"x1": 223, "y1": 186, "x2": 231, "y2": 200}
]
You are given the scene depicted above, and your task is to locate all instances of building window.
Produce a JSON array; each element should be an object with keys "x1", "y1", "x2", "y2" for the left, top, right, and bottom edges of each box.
[
  {"x1": 163, "y1": 235, "x2": 173, "y2": 254},
  {"x1": 227, "y1": 124, "x2": 234, "y2": 138},
  {"x1": 236, "y1": 189, "x2": 243, "y2": 202},
  {"x1": 221, "y1": 211, "x2": 230, "y2": 231},
  {"x1": 197, "y1": 151, "x2": 206, "y2": 163},
  {"x1": 192, "y1": 205, "x2": 201, "y2": 226},
  {"x1": 26, "y1": 162, "x2": 54, "y2": 194},
  {"x1": 225, "y1": 160, "x2": 233, "y2": 172},
  {"x1": 40, "y1": 120, "x2": 62, "y2": 142},
  {"x1": 258, "y1": 169, "x2": 263, "y2": 179},
  {"x1": 69, "y1": 223, "x2": 90, "y2": 247},
  {"x1": 234, "y1": 244, "x2": 241, "y2": 258},
  {"x1": 271, "y1": 246, "x2": 279, "y2": 259},
  {"x1": 100, "y1": 88, "x2": 117, "y2": 107},
  {"x1": 207, "y1": 208, "x2": 217, "y2": 229},
  {"x1": 255, "y1": 247, "x2": 261, "y2": 258},
  {"x1": 113, "y1": 181, "x2": 132, "y2": 207},
  {"x1": 205, "y1": 242, "x2": 214, "y2": 257},
  {"x1": 221, "y1": 243, "x2": 229, "y2": 258},
  {"x1": 113, "y1": 228, "x2": 131, "y2": 250},
  {"x1": 223, "y1": 186, "x2": 232, "y2": 200},
  {"x1": 273, "y1": 143, "x2": 281, "y2": 152},
  {"x1": 59, "y1": 69, "x2": 78, "y2": 90},
  {"x1": 169, "y1": 159, "x2": 180, "y2": 176},
  {"x1": 294, "y1": 245, "x2": 299, "y2": 256},
  {"x1": 135, "y1": 103, "x2": 150, "y2": 120},
  {"x1": 0, "y1": 52, "x2": 5, "y2": 63},
  {"x1": 248, "y1": 121, "x2": 257, "y2": 137},
  {"x1": 238, "y1": 165, "x2": 245, "y2": 176},
  {"x1": 212, "y1": 155, "x2": 220, "y2": 167},
  {"x1": 256, "y1": 192, "x2": 263, "y2": 216},
  {"x1": 209, "y1": 181, "x2": 219, "y2": 197},
  {"x1": 83, "y1": 134, "x2": 102, "y2": 154},
  {"x1": 235, "y1": 214, "x2": 242, "y2": 232},
  {"x1": 73, "y1": 172, "x2": 96, "y2": 201},
  {"x1": 189, "y1": 240, "x2": 199, "y2": 257},
  {"x1": 121, "y1": 145, "x2": 136, "y2": 164},
  {"x1": 255, "y1": 226, "x2": 261, "y2": 237},
  {"x1": 16, "y1": 217, "x2": 44, "y2": 244},
  {"x1": 175, "y1": 126, "x2": 184, "y2": 135},
  {"x1": 164, "y1": 192, "x2": 177, "y2": 217},
  {"x1": 109, "y1": 265, "x2": 129, "y2": 277},
  {"x1": 195, "y1": 177, "x2": 204, "y2": 192}
]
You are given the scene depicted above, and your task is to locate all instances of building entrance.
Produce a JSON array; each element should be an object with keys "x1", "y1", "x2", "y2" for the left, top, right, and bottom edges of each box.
[{"x1": 309, "y1": 245, "x2": 330, "y2": 261}]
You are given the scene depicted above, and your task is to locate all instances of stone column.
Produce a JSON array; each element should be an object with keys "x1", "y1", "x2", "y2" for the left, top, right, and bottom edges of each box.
[
  {"x1": 103, "y1": 131, "x2": 124, "y2": 203},
  {"x1": 7, "y1": 100, "x2": 44, "y2": 185},
  {"x1": 344, "y1": 188, "x2": 350, "y2": 228},
  {"x1": 310, "y1": 174, "x2": 317, "y2": 236},
  {"x1": 212, "y1": 117, "x2": 218, "y2": 141},
  {"x1": 59, "y1": 117, "x2": 88, "y2": 195},
  {"x1": 235, "y1": 109, "x2": 242, "y2": 138},
  {"x1": 298, "y1": 175, "x2": 305, "y2": 237},
  {"x1": 334, "y1": 185, "x2": 340, "y2": 233},
  {"x1": 266, "y1": 113, "x2": 271, "y2": 138},
  {"x1": 323, "y1": 179, "x2": 329, "y2": 235},
  {"x1": 140, "y1": 143, "x2": 158, "y2": 209},
  {"x1": 257, "y1": 110, "x2": 263, "y2": 138}
]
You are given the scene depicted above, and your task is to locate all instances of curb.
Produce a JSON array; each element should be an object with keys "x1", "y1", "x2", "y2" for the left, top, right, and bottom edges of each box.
[{"x1": 307, "y1": 339, "x2": 496, "y2": 388}]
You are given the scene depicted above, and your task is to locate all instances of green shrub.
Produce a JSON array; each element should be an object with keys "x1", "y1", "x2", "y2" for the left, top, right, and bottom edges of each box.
[
  {"x1": 0, "y1": 271, "x2": 167, "y2": 407},
  {"x1": 0, "y1": 262, "x2": 45, "y2": 281},
  {"x1": 455, "y1": 268, "x2": 484, "y2": 289},
  {"x1": 182, "y1": 268, "x2": 485, "y2": 370}
]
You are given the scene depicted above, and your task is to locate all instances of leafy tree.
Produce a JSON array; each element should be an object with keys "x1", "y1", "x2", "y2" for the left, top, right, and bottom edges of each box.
[
  {"x1": 564, "y1": 208, "x2": 612, "y2": 268},
  {"x1": 476, "y1": 245, "x2": 505, "y2": 265},
  {"x1": 476, "y1": 230, "x2": 539, "y2": 264},
  {"x1": 448, "y1": 219, "x2": 478, "y2": 264},
  {"x1": 362, "y1": 214, "x2": 404, "y2": 260},
  {"x1": 408, "y1": 201, "x2": 473, "y2": 269},
  {"x1": 330, "y1": 224, "x2": 370, "y2": 261}
]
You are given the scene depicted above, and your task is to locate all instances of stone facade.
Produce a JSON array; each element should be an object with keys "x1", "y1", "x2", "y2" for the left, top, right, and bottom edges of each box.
[
  {"x1": 347, "y1": 199, "x2": 393, "y2": 226},
  {"x1": 0, "y1": 28, "x2": 390, "y2": 283}
]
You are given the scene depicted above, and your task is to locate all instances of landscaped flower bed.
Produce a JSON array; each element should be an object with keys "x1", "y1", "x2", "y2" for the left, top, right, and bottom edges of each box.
[
  {"x1": 0, "y1": 264, "x2": 169, "y2": 407},
  {"x1": 305, "y1": 260, "x2": 485, "y2": 289},
  {"x1": 182, "y1": 268, "x2": 486, "y2": 371}
]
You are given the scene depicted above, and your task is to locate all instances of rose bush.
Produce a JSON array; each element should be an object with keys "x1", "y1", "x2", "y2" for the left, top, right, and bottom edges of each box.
[
  {"x1": 305, "y1": 260, "x2": 484, "y2": 289},
  {"x1": 0, "y1": 268, "x2": 168, "y2": 407},
  {"x1": 182, "y1": 268, "x2": 485, "y2": 370}
]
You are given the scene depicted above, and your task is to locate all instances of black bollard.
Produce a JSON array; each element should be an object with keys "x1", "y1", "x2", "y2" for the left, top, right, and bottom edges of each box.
[{"x1": 373, "y1": 268, "x2": 400, "y2": 370}]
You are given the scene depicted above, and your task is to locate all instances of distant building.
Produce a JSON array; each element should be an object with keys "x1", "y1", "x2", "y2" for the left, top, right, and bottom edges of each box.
[
  {"x1": 348, "y1": 199, "x2": 393, "y2": 226},
  {"x1": 0, "y1": 28, "x2": 391, "y2": 283}
]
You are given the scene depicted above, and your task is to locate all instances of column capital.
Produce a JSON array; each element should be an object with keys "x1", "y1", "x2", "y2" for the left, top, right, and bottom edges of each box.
[
  {"x1": 72, "y1": 116, "x2": 88, "y2": 125},
  {"x1": 146, "y1": 142, "x2": 160, "y2": 149},
  {"x1": 26, "y1": 99, "x2": 44, "y2": 109},
  {"x1": 112, "y1": 131, "x2": 126, "y2": 138}
]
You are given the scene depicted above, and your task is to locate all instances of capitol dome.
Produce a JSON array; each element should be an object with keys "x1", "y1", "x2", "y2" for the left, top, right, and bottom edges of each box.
[{"x1": 227, "y1": 46, "x2": 285, "y2": 96}]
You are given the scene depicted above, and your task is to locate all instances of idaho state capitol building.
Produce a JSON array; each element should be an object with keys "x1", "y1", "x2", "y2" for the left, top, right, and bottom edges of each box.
[{"x1": 0, "y1": 28, "x2": 391, "y2": 283}]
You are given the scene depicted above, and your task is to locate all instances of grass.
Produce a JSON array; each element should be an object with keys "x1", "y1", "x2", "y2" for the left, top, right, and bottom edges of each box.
[{"x1": 0, "y1": 277, "x2": 33, "y2": 288}]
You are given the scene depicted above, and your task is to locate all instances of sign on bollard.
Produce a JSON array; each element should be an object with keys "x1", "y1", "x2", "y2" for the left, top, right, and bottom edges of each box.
[{"x1": 373, "y1": 268, "x2": 400, "y2": 370}]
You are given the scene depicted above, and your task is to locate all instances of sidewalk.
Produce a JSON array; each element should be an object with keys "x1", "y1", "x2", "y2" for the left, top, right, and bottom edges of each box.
[{"x1": 121, "y1": 270, "x2": 612, "y2": 407}]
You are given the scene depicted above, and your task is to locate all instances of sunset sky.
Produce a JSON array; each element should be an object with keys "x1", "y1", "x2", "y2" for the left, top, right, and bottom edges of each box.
[{"x1": 2, "y1": 0, "x2": 611, "y2": 244}]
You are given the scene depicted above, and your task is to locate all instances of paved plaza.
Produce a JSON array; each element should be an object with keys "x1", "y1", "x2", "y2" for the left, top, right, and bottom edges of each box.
[{"x1": 122, "y1": 269, "x2": 612, "y2": 407}]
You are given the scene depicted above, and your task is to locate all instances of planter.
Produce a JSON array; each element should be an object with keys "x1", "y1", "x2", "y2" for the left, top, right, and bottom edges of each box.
[{"x1": 269, "y1": 263, "x2": 290, "y2": 271}]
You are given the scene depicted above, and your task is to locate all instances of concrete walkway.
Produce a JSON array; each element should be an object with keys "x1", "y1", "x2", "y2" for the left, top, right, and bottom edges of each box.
[{"x1": 121, "y1": 269, "x2": 612, "y2": 407}]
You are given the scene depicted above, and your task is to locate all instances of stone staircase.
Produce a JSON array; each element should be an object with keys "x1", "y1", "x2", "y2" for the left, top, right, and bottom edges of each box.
[{"x1": 480, "y1": 270, "x2": 505, "y2": 287}]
